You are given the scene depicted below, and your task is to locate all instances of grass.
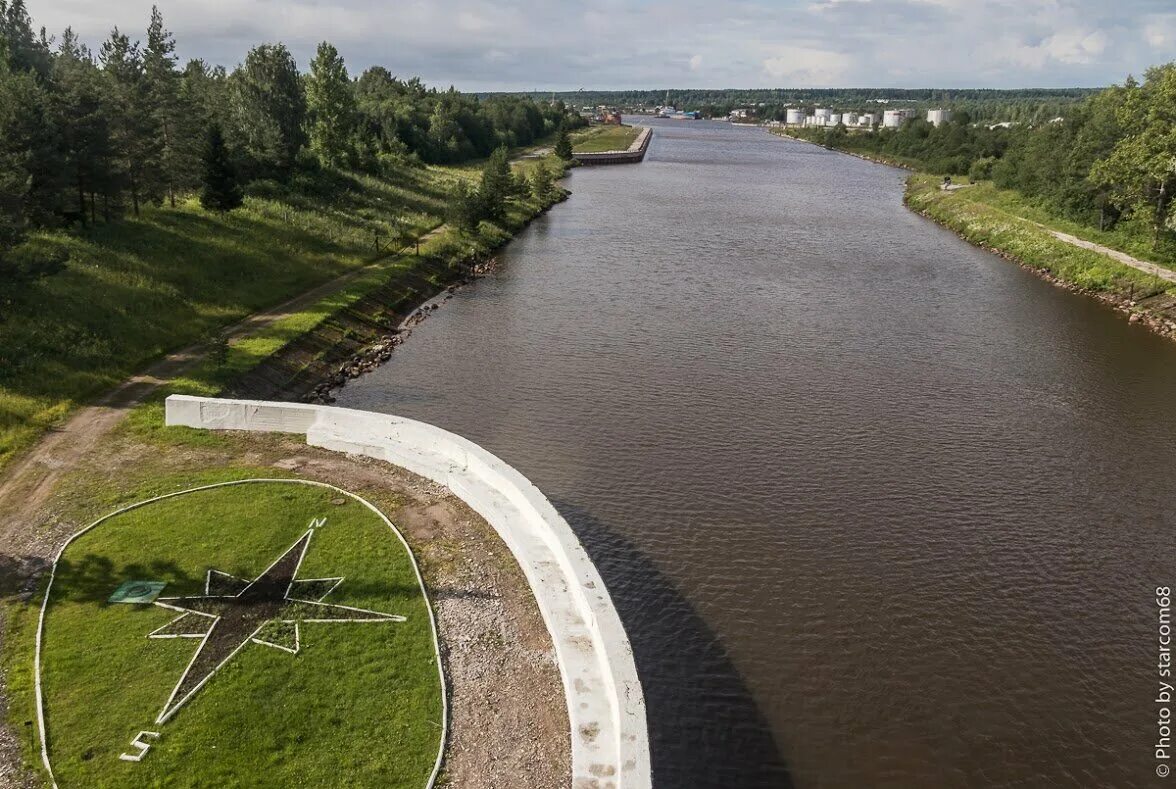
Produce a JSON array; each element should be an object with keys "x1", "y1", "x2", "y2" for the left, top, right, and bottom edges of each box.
[
  {"x1": 0, "y1": 149, "x2": 568, "y2": 473},
  {"x1": 906, "y1": 175, "x2": 1175, "y2": 298},
  {"x1": 571, "y1": 124, "x2": 641, "y2": 153},
  {"x1": 0, "y1": 164, "x2": 451, "y2": 470},
  {"x1": 35, "y1": 480, "x2": 441, "y2": 788},
  {"x1": 952, "y1": 181, "x2": 1176, "y2": 272}
]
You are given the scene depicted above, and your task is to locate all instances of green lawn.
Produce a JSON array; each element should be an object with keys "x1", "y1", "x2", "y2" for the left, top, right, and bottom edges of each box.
[
  {"x1": 37, "y1": 480, "x2": 442, "y2": 788},
  {"x1": 571, "y1": 124, "x2": 641, "y2": 153}
]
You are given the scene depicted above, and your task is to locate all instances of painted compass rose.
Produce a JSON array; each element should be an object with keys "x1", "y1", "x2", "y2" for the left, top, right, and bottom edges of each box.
[{"x1": 145, "y1": 520, "x2": 404, "y2": 726}]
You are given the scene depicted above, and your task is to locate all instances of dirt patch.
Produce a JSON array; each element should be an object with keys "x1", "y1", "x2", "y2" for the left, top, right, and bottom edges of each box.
[{"x1": 0, "y1": 427, "x2": 570, "y2": 787}]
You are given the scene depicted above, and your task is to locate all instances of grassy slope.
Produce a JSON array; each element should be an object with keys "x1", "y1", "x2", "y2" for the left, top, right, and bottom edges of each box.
[
  {"x1": 906, "y1": 175, "x2": 1175, "y2": 297},
  {"x1": 0, "y1": 152, "x2": 565, "y2": 473},
  {"x1": 37, "y1": 481, "x2": 441, "y2": 788},
  {"x1": 571, "y1": 124, "x2": 641, "y2": 153}
]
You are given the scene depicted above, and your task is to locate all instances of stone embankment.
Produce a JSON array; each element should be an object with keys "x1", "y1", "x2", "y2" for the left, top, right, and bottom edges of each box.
[{"x1": 573, "y1": 126, "x2": 652, "y2": 165}]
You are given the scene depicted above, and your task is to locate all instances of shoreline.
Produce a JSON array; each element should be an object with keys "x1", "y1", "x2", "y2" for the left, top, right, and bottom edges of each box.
[
  {"x1": 769, "y1": 129, "x2": 1176, "y2": 342},
  {"x1": 235, "y1": 190, "x2": 569, "y2": 406},
  {"x1": 904, "y1": 182, "x2": 1176, "y2": 343}
]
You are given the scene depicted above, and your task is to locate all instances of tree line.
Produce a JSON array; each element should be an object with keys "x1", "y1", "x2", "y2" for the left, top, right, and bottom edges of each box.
[
  {"x1": 794, "y1": 63, "x2": 1176, "y2": 244},
  {"x1": 0, "y1": 0, "x2": 581, "y2": 285}
]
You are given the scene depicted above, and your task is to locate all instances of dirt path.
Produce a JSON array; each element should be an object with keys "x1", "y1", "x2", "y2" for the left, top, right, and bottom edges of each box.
[
  {"x1": 0, "y1": 228, "x2": 446, "y2": 554},
  {"x1": 1041, "y1": 226, "x2": 1176, "y2": 285}
]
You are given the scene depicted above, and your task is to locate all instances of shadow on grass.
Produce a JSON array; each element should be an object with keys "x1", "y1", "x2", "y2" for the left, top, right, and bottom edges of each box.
[{"x1": 551, "y1": 498, "x2": 794, "y2": 789}]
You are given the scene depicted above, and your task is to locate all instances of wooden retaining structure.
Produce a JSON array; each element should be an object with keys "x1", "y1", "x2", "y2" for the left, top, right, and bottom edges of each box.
[{"x1": 573, "y1": 126, "x2": 652, "y2": 165}]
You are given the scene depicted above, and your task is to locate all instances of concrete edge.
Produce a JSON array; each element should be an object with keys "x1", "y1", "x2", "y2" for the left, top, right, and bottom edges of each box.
[
  {"x1": 164, "y1": 394, "x2": 652, "y2": 788},
  {"x1": 574, "y1": 126, "x2": 653, "y2": 165}
]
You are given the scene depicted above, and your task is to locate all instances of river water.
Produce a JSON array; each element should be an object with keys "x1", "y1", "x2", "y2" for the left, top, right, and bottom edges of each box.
[{"x1": 337, "y1": 119, "x2": 1176, "y2": 787}]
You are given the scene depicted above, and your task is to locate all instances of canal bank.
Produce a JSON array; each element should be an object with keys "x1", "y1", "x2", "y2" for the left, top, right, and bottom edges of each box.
[
  {"x1": 904, "y1": 175, "x2": 1176, "y2": 342},
  {"x1": 769, "y1": 129, "x2": 1176, "y2": 341}
]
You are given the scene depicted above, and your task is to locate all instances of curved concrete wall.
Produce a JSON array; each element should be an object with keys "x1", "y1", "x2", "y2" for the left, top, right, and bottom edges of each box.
[{"x1": 165, "y1": 395, "x2": 650, "y2": 788}]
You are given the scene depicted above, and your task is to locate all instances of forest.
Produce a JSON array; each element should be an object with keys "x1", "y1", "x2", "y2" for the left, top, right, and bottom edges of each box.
[
  {"x1": 788, "y1": 64, "x2": 1176, "y2": 244},
  {"x1": 0, "y1": 0, "x2": 579, "y2": 290}
]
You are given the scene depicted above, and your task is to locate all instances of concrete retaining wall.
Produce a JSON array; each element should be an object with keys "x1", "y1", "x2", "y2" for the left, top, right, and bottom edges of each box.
[
  {"x1": 574, "y1": 126, "x2": 652, "y2": 166},
  {"x1": 165, "y1": 395, "x2": 650, "y2": 788}
]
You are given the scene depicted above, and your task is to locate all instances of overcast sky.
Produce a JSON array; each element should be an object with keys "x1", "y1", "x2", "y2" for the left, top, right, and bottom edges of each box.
[{"x1": 26, "y1": 0, "x2": 1176, "y2": 91}]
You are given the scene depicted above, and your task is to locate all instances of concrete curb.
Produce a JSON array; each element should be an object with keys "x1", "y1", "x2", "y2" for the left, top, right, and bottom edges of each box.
[{"x1": 165, "y1": 395, "x2": 651, "y2": 788}]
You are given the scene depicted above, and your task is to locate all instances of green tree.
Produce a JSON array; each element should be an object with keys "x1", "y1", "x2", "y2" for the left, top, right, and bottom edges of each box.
[
  {"x1": 0, "y1": 0, "x2": 51, "y2": 76},
  {"x1": 478, "y1": 145, "x2": 513, "y2": 222},
  {"x1": 227, "y1": 43, "x2": 306, "y2": 173},
  {"x1": 305, "y1": 41, "x2": 355, "y2": 167},
  {"x1": 53, "y1": 32, "x2": 115, "y2": 226},
  {"x1": 528, "y1": 163, "x2": 562, "y2": 204},
  {"x1": 447, "y1": 180, "x2": 482, "y2": 231},
  {"x1": 199, "y1": 123, "x2": 242, "y2": 211},
  {"x1": 100, "y1": 27, "x2": 159, "y2": 215},
  {"x1": 1090, "y1": 65, "x2": 1176, "y2": 244},
  {"x1": 554, "y1": 125, "x2": 573, "y2": 159},
  {"x1": 144, "y1": 6, "x2": 198, "y2": 206}
]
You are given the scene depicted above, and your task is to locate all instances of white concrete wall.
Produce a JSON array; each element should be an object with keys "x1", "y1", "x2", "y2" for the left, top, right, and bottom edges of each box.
[{"x1": 166, "y1": 395, "x2": 650, "y2": 788}]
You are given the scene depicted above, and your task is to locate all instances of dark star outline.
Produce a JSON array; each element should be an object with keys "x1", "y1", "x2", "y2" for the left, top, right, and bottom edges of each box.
[{"x1": 146, "y1": 526, "x2": 405, "y2": 725}]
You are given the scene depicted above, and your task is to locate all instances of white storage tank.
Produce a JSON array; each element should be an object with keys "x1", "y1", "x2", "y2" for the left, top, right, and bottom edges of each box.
[
  {"x1": 785, "y1": 108, "x2": 805, "y2": 126},
  {"x1": 926, "y1": 108, "x2": 953, "y2": 127},
  {"x1": 829, "y1": 113, "x2": 842, "y2": 126},
  {"x1": 814, "y1": 108, "x2": 831, "y2": 120}
]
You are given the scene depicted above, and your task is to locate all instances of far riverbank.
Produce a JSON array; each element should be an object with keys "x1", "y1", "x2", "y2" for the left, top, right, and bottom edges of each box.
[{"x1": 769, "y1": 129, "x2": 1176, "y2": 342}]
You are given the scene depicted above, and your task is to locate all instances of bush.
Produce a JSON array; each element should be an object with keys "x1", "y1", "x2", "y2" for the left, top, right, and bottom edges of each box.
[{"x1": 969, "y1": 156, "x2": 997, "y2": 181}]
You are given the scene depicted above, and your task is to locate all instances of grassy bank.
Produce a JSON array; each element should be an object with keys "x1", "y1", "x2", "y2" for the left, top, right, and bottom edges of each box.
[
  {"x1": 906, "y1": 175, "x2": 1176, "y2": 332},
  {"x1": 0, "y1": 154, "x2": 568, "y2": 472},
  {"x1": 571, "y1": 124, "x2": 641, "y2": 153}
]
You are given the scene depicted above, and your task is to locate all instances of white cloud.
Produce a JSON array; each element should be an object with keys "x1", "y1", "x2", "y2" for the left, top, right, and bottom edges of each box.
[
  {"x1": 21, "y1": 0, "x2": 1171, "y2": 90},
  {"x1": 761, "y1": 46, "x2": 848, "y2": 86},
  {"x1": 1144, "y1": 15, "x2": 1176, "y2": 49}
]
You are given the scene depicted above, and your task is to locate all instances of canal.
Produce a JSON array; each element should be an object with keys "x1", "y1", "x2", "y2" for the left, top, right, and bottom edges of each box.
[{"x1": 336, "y1": 118, "x2": 1176, "y2": 787}]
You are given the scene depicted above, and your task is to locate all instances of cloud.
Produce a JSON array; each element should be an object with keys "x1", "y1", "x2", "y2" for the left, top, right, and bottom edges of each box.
[
  {"x1": 762, "y1": 46, "x2": 848, "y2": 86},
  {"x1": 22, "y1": 0, "x2": 1176, "y2": 90}
]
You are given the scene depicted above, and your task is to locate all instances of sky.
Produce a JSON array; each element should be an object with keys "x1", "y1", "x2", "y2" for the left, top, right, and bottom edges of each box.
[{"x1": 26, "y1": 0, "x2": 1176, "y2": 91}]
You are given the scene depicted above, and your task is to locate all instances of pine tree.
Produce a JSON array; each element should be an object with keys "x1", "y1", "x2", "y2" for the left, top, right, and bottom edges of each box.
[
  {"x1": 101, "y1": 27, "x2": 158, "y2": 215},
  {"x1": 306, "y1": 41, "x2": 355, "y2": 167},
  {"x1": 478, "y1": 145, "x2": 513, "y2": 222},
  {"x1": 144, "y1": 6, "x2": 197, "y2": 206},
  {"x1": 226, "y1": 44, "x2": 306, "y2": 174},
  {"x1": 553, "y1": 126, "x2": 573, "y2": 160},
  {"x1": 199, "y1": 123, "x2": 242, "y2": 212}
]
